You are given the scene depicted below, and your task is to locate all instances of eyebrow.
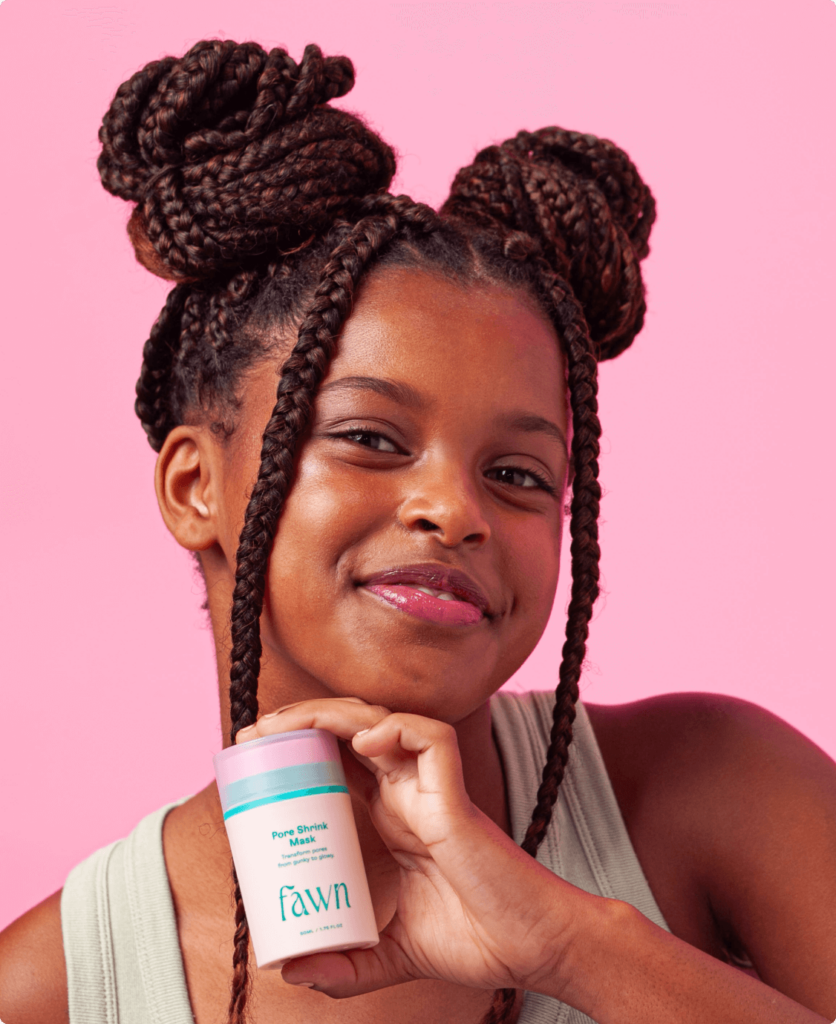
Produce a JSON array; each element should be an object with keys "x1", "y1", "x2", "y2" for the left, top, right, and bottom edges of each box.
[
  {"x1": 502, "y1": 414, "x2": 569, "y2": 457},
  {"x1": 318, "y1": 376, "x2": 568, "y2": 456},
  {"x1": 318, "y1": 375, "x2": 426, "y2": 408}
]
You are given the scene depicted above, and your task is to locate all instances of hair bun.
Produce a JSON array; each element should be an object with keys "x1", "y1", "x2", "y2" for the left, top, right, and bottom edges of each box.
[
  {"x1": 98, "y1": 40, "x2": 395, "y2": 281},
  {"x1": 443, "y1": 126, "x2": 656, "y2": 361}
]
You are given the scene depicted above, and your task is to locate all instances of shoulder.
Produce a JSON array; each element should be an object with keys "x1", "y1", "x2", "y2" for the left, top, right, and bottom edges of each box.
[
  {"x1": 587, "y1": 693, "x2": 836, "y2": 1014},
  {"x1": 586, "y1": 690, "x2": 836, "y2": 865},
  {"x1": 0, "y1": 889, "x2": 69, "y2": 1024},
  {"x1": 585, "y1": 690, "x2": 836, "y2": 817}
]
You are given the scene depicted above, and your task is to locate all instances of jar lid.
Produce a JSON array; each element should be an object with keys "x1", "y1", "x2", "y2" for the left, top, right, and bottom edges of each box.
[{"x1": 213, "y1": 728, "x2": 347, "y2": 820}]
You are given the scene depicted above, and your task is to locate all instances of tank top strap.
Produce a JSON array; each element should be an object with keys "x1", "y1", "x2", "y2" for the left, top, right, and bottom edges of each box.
[
  {"x1": 61, "y1": 801, "x2": 194, "y2": 1024},
  {"x1": 491, "y1": 691, "x2": 669, "y2": 926},
  {"x1": 490, "y1": 691, "x2": 670, "y2": 1024}
]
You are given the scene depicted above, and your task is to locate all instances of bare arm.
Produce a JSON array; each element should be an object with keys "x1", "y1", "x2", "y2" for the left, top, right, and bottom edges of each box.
[
  {"x1": 0, "y1": 890, "x2": 69, "y2": 1024},
  {"x1": 541, "y1": 895, "x2": 831, "y2": 1024},
  {"x1": 564, "y1": 695, "x2": 836, "y2": 1023}
]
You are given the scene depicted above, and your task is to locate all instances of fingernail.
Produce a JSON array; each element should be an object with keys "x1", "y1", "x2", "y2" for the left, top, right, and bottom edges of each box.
[
  {"x1": 294, "y1": 981, "x2": 316, "y2": 989},
  {"x1": 354, "y1": 728, "x2": 370, "y2": 738}
]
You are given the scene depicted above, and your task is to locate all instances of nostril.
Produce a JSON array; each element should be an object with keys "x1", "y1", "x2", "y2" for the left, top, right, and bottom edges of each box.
[{"x1": 416, "y1": 518, "x2": 438, "y2": 532}]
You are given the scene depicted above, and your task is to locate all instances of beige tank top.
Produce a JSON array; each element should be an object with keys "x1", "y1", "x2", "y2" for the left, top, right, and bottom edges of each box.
[{"x1": 61, "y1": 692, "x2": 670, "y2": 1024}]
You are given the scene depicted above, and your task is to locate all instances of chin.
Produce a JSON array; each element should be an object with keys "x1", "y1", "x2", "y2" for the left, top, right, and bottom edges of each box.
[{"x1": 328, "y1": 655, "x2": 504, "y2": 722}]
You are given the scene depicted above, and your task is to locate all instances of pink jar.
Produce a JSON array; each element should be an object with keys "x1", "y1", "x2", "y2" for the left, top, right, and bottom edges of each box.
[{"x1": 214, "y1": 728, "x2": 379, "y2": 968}]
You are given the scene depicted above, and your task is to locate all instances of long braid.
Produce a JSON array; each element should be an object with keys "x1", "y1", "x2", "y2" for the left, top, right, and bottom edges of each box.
[
  {"x1": 226, "y1": 200, "x2": 438, "y2": 1021},
  {"x1": 476, "y1": 265, "x2": 602, "y2": 1024},
  {"x1": 521, "y1": 272, "x2": 602, "y2": 857},
  {"x1": 229, "y1": 868, "x2": 251, "y2": 1023},
  {"x1": 224, "y1": 218, "x2": 401, "y2": 1022},
  {"x1": 227, "y1": 202, "x2": 437, "y2": 745},
  {"x1": 444, "y1": 132, "x2": 645, "y2": 1024}
]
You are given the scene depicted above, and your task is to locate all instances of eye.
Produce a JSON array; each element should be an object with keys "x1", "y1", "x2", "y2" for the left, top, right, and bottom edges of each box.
[
  {"x1": 485, "y1": 466, "x2": 555, "y2": 494},
  {"x1": 338, "y1": 430, "x2": 400, "y2": 453}
]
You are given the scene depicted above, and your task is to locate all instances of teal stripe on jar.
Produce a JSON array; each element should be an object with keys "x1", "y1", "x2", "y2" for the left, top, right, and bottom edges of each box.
[
  {"x1": 223, "y1": 784, "x2": 349, "y2": 820},
  {"x1": 218, "y1": 760, "x2": 347, "y2": 816}
]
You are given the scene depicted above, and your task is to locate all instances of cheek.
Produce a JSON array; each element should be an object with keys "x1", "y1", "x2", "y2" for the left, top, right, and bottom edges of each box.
[
  {"x1": 501, "y1": 517, "x2": 562, "y2": 628},
  {"x1": 265, "y1": 454, "x2": 393, "y2": 591},
  {"x1": 258, "y1": 460, "x2": 362, "y2": 670}
]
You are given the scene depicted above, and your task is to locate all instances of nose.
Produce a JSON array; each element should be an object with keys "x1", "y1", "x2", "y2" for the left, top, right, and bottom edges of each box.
[{"x1": 398, "y1": 458, "x2": 491, "y2": 548}]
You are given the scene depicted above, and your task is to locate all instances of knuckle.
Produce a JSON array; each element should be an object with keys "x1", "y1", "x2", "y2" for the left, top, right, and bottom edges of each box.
[
  {"x1": 439, "y1": 722, "x2": 458, "y2": 746},
  {"x1": 363, "y1": 704, "x2": 392, "y2": 721},
  {"x1": 427, "y1": 718, "x2": 456, "y2": 741},
  {"x1": 386, "y1": 711, "x2": 412, "y2": 729}
]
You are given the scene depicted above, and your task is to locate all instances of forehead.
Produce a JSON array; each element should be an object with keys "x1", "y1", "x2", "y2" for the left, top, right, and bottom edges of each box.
[{"x1": 324, "y1": 268, "x2": 566, "y2": 410}]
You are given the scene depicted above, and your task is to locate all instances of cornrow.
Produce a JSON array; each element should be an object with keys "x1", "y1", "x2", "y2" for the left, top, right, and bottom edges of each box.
[
  {"x1": 98, "y1": 37, "x2": 654, "y2": 1024},
  {"x1": 133, "y1": 283, "x2": 190, "y2": 451}
]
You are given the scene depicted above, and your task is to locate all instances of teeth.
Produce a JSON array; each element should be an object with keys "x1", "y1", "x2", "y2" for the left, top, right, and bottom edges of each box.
[{"x1": 411, "y1": 585, "x2": 458, "y2": 601}]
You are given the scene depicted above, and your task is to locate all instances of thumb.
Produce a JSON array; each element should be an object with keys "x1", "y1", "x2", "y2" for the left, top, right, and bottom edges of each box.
[{"x1": 281, "y1": 929, "x2": 417, "y2": 998}]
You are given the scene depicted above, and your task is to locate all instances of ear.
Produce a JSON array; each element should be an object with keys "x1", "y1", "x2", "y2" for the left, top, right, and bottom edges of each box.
[{"x1": 155, "y1": 425, "x2": 221, "y2": 551}]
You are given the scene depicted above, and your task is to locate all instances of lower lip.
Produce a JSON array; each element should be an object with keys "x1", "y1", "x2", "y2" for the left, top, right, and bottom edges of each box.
[{"x1": 364, "y1": 584, "x2": 484, "y2": 626}]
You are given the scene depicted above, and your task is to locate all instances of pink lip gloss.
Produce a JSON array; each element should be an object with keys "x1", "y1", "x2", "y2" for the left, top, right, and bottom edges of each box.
[
  {"x1": 366, "y1": 583, "x2": 483, "y2": 625},
  {"x1": 214, "y1": 729, "x2": 379, "y2": 968}
]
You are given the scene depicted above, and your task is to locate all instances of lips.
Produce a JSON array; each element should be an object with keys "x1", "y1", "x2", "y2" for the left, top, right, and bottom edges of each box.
[{"x1": 360, "y1": 564, "x2": 491, "y2": 627}]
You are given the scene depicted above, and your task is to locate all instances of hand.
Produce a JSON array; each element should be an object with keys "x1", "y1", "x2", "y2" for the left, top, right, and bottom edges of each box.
[{"x1": 236, "y1": 698, "x2": 588, "y2": 1000}]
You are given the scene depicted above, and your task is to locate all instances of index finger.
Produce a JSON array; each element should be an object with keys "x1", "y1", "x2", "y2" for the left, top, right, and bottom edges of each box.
[{"x1": 236, "y1": 697, "x2": 392, "y2": 745}]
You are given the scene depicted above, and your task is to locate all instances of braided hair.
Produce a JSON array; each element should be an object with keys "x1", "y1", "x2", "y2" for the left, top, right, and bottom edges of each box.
[{"x1": 98, "y1": 38, "x2": 655, "y2": 1024}]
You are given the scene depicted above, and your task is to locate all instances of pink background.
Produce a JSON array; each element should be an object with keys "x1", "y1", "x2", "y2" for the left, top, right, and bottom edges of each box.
[{"x1": 1, "y1": 0, "x2": 834, "y2": 930}]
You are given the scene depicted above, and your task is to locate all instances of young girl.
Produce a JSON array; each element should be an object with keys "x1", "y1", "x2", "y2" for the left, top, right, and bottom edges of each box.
[{"x1": 1, "y1": 38, "x2": 834, "y2": 1024}]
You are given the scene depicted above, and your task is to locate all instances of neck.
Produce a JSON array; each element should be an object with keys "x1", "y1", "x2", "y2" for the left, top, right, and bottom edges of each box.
[{"x1": 455, "y1": 697, "x2": 511, "y2": 833}]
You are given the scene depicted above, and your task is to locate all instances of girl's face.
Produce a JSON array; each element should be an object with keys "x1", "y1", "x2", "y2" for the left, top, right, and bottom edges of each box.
[{"x1": 213, "y1": 268, "x2": 570, "y2": 723}]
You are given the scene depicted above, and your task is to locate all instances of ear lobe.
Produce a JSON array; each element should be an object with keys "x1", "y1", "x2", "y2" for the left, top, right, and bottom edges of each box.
[{"x1": 155, "y1": 426, "x2": 220, "y2": 551}]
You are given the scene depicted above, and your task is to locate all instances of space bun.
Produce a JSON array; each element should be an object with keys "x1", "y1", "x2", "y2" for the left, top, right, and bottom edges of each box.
[
  {"x1": 98, "y1": 39, "x2": 396, "y2": 281},
  {"x1": 443, "y1": 127, "x2": 656, "y2": 360}
]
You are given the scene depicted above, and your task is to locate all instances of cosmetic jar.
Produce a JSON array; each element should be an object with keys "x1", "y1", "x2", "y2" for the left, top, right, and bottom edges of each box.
[{"x1": 214, "y1": 728, "x2": 379, "y2": 968}]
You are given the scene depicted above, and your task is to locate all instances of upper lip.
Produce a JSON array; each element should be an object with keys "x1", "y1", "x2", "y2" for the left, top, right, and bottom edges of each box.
[{"x1": 361, "y1": 563, "x2": 492, "y2": 616}]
